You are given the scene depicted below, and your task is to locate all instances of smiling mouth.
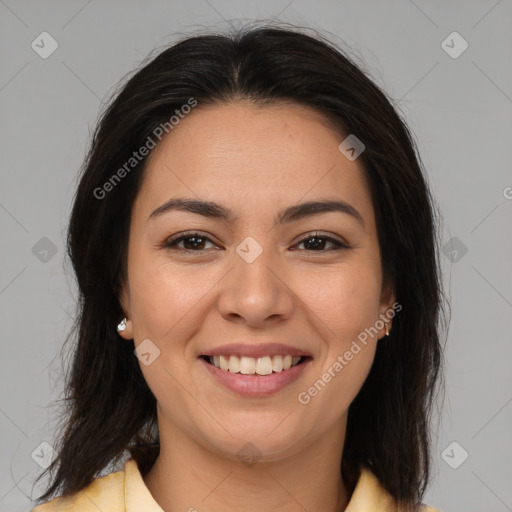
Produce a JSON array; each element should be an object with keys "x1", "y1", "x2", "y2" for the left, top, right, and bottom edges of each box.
[{"x1": 200, "y1": 354, "x2": 311, "y2": 376}]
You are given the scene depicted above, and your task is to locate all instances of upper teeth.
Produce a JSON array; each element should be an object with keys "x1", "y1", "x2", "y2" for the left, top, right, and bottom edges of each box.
[{"x1": 209, "y1": 355, "x2": 302, "y2": 375}]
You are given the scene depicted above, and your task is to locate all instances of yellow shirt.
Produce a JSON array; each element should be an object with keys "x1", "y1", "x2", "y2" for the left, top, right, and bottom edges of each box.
[{"x1": 30, "y1": 458, "x2": 441, "y2": 511}]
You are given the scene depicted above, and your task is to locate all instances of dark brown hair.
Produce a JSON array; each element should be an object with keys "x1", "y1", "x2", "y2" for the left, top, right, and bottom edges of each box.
[{"x1": 33, "y1": 22, "x2": 447, "y2": 510}]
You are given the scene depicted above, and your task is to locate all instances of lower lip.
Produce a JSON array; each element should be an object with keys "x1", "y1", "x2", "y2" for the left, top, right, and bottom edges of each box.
[{"x1": 199, "y1": 357, "x2": 312, "y2": 397}]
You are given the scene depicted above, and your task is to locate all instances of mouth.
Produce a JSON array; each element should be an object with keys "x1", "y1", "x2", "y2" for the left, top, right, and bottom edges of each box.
[
  {"x1": 199, "y1": 354, "x2": 312, "y2": 376},
  {"x1": 199, "y1": 353, "x2": 313, "y2": 397}
]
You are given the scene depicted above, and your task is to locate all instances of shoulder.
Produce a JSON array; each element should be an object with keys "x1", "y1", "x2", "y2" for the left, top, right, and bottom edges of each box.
[
  {"x1": 419, "y1": 505, "x2": 442, "y2": 512},
  {"x1": 350, "y1": 467, "x2": 442, "y2": 512},
  {"x1": 30, "y1": 466, "x2": 125, "y2": 512}
]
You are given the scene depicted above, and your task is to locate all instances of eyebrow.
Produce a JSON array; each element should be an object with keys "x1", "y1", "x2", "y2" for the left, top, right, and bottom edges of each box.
[{"x1": 148, "y1": 197, "x2": 365, "y2": 228}]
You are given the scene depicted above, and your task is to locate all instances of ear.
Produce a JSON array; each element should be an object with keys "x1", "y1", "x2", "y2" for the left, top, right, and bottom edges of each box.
[
  {"x1": 117, "y1": 280, "x2": 134, "y2": 340},
  {"x1": 378, "y1": 278, "x2": 397, "y2": 337}
]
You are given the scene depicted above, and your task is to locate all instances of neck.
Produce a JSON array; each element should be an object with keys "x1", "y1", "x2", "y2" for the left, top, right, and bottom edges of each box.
[{"x1": 143, "y1": 416, "x2": 350, "y2": 512}]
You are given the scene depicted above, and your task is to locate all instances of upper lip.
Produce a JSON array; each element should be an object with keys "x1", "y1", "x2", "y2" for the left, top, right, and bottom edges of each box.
[{"x1": 200, "y1": 342, "x2": 312, "y2": 359}]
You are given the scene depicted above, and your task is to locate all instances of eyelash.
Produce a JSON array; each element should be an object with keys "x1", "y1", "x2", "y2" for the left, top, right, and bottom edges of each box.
[{"x1": 162, "y1": 231, "x2": 350, "y2": 253}]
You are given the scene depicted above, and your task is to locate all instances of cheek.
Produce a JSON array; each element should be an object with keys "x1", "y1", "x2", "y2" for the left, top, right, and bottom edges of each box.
[
  {"x1": 318, "y1": 341, "x2": 376, "y2": 416},
  {"x1": 127, "y1": 246, "x2": 197, "y2": 336},
  {"x1": 305, "y1": 263, "x2": 382, "y2": 338},
  {"x1": 296, "y1": 326, "x2": 377, "y2": 433},
  {"x1": 308, "y1": 257, "x2": 382, "y2": 413}
]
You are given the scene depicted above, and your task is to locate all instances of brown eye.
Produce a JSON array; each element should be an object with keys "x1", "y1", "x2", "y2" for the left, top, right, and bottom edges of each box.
[
  {"x1": 164, "y1": 232, "x2": 216, "y2": 251},
  {"x1": 162, "y1": 231, "x2": 350, "y2": 253},
  {"x1": 294, "y1": 232, "x2": 350, "y2": 252}
]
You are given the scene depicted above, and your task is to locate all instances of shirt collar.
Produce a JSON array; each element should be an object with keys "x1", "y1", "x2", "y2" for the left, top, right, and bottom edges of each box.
[
  {"x1": 124, "y1": 458, "x2": 164, "y2": 511},
  {"x1": 344, "y1": 466, "x2": 398, "y2": 511},
  {"x1": 124, "y1": 458, "x2": 399, "y2": 512}
]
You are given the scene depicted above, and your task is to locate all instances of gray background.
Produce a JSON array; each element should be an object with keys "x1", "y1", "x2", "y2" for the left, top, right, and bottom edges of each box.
[{"x1": 1, "y1": 1, "x2": 511, "y2": 511}]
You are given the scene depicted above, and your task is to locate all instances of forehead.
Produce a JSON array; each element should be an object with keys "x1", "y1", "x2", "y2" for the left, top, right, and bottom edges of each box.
[{"x1": 134, "y1": 101, "x2": 375, "y2": 230}]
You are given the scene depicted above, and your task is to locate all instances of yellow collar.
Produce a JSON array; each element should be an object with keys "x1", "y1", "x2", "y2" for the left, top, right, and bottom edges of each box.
[
  {"x1": 124, "y1": 459, "x2": 439, "y2": 512},
  {"x1": 32, "y1": 457, "x2": 440, "y2": 511}
]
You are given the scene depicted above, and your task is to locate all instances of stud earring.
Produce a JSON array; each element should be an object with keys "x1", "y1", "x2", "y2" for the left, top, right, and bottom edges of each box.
[{"x1": 117, "y1": 318, "x2": 127, "y2": 332}]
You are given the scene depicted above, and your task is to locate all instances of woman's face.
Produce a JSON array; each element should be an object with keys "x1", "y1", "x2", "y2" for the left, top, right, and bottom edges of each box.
[{"x1": 119, "y1": 100, "x2": 395, "y2": 461}]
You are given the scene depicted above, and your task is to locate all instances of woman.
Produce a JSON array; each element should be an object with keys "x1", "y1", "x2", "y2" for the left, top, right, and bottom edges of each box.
[{"x1": 31, "y1": 23, "x2": 446, "y2": 512}]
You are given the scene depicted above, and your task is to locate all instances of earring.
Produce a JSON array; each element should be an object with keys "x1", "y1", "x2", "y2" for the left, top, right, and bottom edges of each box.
[
  {"x1": 385, "y1": 322, "x2": 391, "y2": 336},
  {"x1": 117, "y1": 318, "x2": 127, "y2": 332}
]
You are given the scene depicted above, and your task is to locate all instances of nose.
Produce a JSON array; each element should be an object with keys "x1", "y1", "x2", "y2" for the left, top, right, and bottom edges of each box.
[{"x1": 216, "y1": 240, "x2": 295, "y2": 327}]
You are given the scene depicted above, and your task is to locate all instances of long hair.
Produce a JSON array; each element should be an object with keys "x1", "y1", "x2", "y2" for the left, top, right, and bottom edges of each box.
[{"x1": 33, "y1": 22, "x2": 447, "y2": 510}]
